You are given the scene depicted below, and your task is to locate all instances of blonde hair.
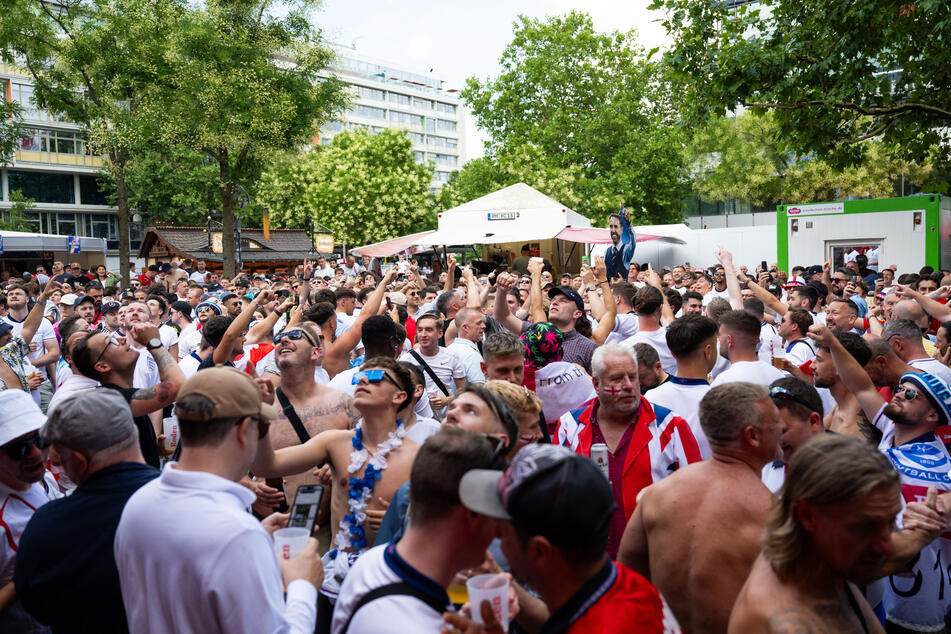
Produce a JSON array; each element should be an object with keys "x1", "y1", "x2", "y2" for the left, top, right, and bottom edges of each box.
[
  {"x1": 763, "y1": 434, "x2": 899, "y2": 579},
  {"x1": 484, "y1": 380, "x2": 542, "y2": 417}
]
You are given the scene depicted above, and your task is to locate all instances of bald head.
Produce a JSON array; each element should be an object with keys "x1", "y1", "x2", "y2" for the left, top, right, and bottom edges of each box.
[{"x1": 893, "y1": 300, "x2": 928, "y2": 329}]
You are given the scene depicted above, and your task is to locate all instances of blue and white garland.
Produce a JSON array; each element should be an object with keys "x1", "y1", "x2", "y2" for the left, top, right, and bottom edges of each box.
[{"x1": 321, "y1": 419, "x2": 407, "y2": 598}]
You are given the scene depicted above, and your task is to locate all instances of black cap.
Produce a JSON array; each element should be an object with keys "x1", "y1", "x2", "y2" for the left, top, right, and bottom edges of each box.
[
  {"x1": 220, "y1": 293, "x2": 237, "y2": 303},
  {"x1": 253, "y1": 275, "x2": 266, "y2": 281},
  {"x1": 459, "y1": 444, "x2": 616, "y2": 549},
  {"x1": 547, "y1": 286, "x2": 584, "y2": 312},
  {"x1": 169, "y1": 300, "x2": 193, "y2": 319},
  {"x1": 73, "y1": 295, "x2": 95, "y2": 309},
  {"x1": 101, "y1": 300, "x2": 121, "y2": 313},
  {"x1": 158, "y1": 263, "x2": 172, "y2": 273},
  {"x1": 147, "y1": 264, "x2": 159, "y2": 272},
  {"x1": 120, "y1": 290, "x2": 135, "y2": 301},
  {"x1": 234, "y1": 277, "x2": 250, "y2": 287},
  {"x1": 805, "y1": 264, "x2": 823, "y2": 277}
]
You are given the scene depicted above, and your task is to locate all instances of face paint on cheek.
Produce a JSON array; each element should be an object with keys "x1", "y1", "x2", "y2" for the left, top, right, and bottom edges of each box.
[{"x1": 602, "y1": 386, "x2": 624, "y2": 395}]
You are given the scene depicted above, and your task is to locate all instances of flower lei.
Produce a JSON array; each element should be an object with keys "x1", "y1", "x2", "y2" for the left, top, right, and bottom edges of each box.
[{"x1": 333, "y1": 419, "x2": 406, "y2": 553}]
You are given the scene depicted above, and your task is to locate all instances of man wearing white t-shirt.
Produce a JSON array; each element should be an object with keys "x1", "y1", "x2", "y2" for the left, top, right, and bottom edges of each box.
[
  {"x1": 399, "y1": 314, "x2": 465, "y2": 417},
  {"x1": 646, "y1": 315, "x2": 719, "y2": 459},
  {"x1": 591, "y1": 282, "x2": 638, "y2": 345},
  {"x1": 2, "y1": 284, "x2": 60, "y2": 401},
  {"x1": 777, "y1": 308, "x2": 816, "y2": 370},
  {"x1": 759, "y1": 377, "x2": 825, "y2": 493},
  {"x1": 710, "y1": 310, "x2": 786, "y2": 388},
  {"x1": 0, "y1": 390, "x2": 63, "y2": 631},
  {"x1": 332, "y1": 428, "x2": 502, "y2": 633},
  {"x1": 620, "y1": 285, "x2": 676, "y2": 375},
  {"x1": 446, "y1": 307, "x2": 486, "y2": 385},
  {"x1": 885, "y1": 318, "x2": 951, "y2": 388},
  {"x1": 187, "y1": 259, "x2": 208, "y2": 286}
]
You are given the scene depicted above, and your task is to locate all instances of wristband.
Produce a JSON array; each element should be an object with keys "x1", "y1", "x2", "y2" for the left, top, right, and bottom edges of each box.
[
  {"x1": 597, "y1": 279, "x2": 609, "y2": 285},
  {"x1": 272, "y1": 308, "x2": 283, "y2": 316}
]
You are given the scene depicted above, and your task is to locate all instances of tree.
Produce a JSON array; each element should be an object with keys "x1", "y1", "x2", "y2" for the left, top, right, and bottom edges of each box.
[
  {"x1": 686, "y1": 112, "x2": 932, "y2": 207},
  {"x1": 0, "y1": 0, "x2": 175, "y2": 286},
  {"x1": 259, "y1": 129, "x2": 435, "y2": 246},
  {"x1": 651, "y1": 0, "x2": 951, "y2": 178},
  {"x1": 461, "y1": 12, "x2": 689, "y2": 225},
  {"x1": 0, "y1": 101, "x2": 22, "y2": 166},
  {"x1": 138, "y1": 0, "x2": 348, "y2": 276},
  {"x1": 0, "y1": 190, "x2": 36, "y2": 232}
]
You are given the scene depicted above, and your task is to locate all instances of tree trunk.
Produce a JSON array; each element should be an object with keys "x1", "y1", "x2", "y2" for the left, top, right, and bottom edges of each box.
[
  {"x1": 111, "y1": 149, "x2": 132, "y2": 288},
  {"x1": 220, "y1": 179, "x2": 236, "y2": 279}
]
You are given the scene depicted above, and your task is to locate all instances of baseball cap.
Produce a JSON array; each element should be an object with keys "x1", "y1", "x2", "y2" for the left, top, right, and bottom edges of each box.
[
  {"x1": 170, "y1": 300, "x2": 193, "y2": 318},
  {"x1": 159, "y1": 263, "x2": 172, "y2": 273},
  {"x1": 805, "y1": 265, "x2": 823, "y2": 278},
  {"x1": 101, "y1": 300, "x2": 121, "y2": 313},
  {"x1": 459, "y1": 444, "x2": 615, "y2": 547},
  {"x1": 388, "y1": 292, "x2": 407, "y2": 306},
  {"x1": 547, "y1": 286, "x2": 584, "y2": 312},
  {"x1": 253, "y1": 275, "x2": 267, "y2": 281},
  {"x1": 176, "y1": 366, "x2": 278, "y2": 421},
  {"x1": 234, "y1": 277, "x2": 250, "y2": 287},
  {"x1": 899, "y1": 371, "x2": 951, "y2": 427},
  {"x1": 120, "y1": 290, "x2": 135, "y2": 301},
  {"x1": 73, "y1": 295, "x2": 95, "y2": 309},
  {"x1": 195, "y1": 300, "x2": 222, "y2": 315},
  {"x1": 783, "y1": 276, "x2": 805, "y2": 289},
  {"x1": 43, "y1": 389, "x2": 135, "y2": 451},
  {"x1": 0, "y1": 390, "x2": 47, "y2": 447},
  {"x1": 220, "y1": 293, "x2": 237, "y2": 303},
  {"x1": 60, "y1": 293, "x2": 79, "y2": 306},
  {"x1": 0, "y1": 322, "x2": 12, "y2": 337}
]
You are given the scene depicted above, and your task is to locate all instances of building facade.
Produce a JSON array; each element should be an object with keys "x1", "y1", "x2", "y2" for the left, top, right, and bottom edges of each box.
[{"x1": 319, "y1": 46, "x2": 466, "y2": 190}]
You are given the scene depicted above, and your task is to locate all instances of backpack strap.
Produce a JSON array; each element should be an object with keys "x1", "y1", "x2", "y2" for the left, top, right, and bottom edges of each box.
[
  {"x1": 340, "y1": 582, "x2": 446, "y2": 634},
  {"x1": 275, "y1": 387, "x2": 311, "y2": 444},
  {"x1": 409, "y1": 350, "x2": 450, "y2": 396}
]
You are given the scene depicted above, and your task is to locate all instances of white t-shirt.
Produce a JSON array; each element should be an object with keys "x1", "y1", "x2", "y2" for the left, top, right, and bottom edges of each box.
[
  {"x1": 0, "y1": 474, "x2": 61, "y2": 585},
  {"x1": 179, "y1": 352, "x2": 204, "y2": 379},
  {"x1": 532, "y1": 361, "x2": 597, "y2": 424},
  {"x1": 761, "y1": 461, "x2": 785, "y2": 493},
  {"x1": 406, "y1": 417, "x2": 441, "y2": 446},
  {"x1": 447, "y1": 338, "x2": 486, "y2": 385},
  {"x1": 604, "y1": 312, "x2": 639, "y2": 345},
  {"x1": 178, "y1": 325, "x2": 202, "y2": 360},
  {"x1": 646, "y1": 377, "x2": 712, "y2": 459},
  {"x1": 784, "y1": 338, "x2": 817, "y2": 369},
  {"x1": 702, "y1": 288, "x2": 729, "y2": 307},
  {"x1": 159, "y1": 323, "x2": 179, "y2": 351},
  {"x1": 331, "y1": 543, "x2": 448, "y2": 634},
  {"x1": 132, "y1": 346, "x2": 160, "y2": 390},
  {"x1": 399, "y1": 348, "x2": 465, "y2": 404},
  {"x1": 710, "y1": 360, "x2": 786, "y2": 388},
  {"x1": 757, "y1": 322, "x2": 784, "y2": 365},
  {"x1": 621, "y1": 327, "x2": 677, "y2": 376},
  {"x1": 188, "y1": 270, "x2": 207, "y2": 285},
  {"x1": 47, "y1": 372, "x2": 100, "y2": 414},
  {"x1": 2, "y1": 314, "x2": 57, "y2": 378},
  {"x1": 908, "y1": 358, "x2": 951, "y2": 390}
]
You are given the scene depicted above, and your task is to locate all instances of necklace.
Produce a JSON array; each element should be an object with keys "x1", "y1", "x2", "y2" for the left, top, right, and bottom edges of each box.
[{"x1": 321, "y1": 418, "x2": 406, "y2": 598}]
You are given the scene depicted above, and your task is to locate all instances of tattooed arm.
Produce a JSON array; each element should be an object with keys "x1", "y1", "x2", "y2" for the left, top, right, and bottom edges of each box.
[{"x1": 128, "y1": 322, "x2": 185, "y2": 417}]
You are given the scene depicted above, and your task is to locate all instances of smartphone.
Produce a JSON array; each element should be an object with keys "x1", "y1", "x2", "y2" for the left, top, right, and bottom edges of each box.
[
  {"x1": 760, "y1": 260, "x2": 768, "y2": 272},
  {"x1": 288, "y1": 484, "x2": 324, "y2": 534},
  {"x1": 581, "y1": 255, "x2": 590, "y2": 266},
  {"x1": 385, "y1": 296, "x2": 392, "y2": 309}
]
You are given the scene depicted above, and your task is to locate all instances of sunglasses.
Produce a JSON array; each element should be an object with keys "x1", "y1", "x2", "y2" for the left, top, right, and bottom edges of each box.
[
  {"x1": 273, "y1": 329, "x2": 317, "y2": 346},
  {"x1": 94, "y1": 333, "x2": 121, "y2": 366},
  {"x1": 3, "y1": 433, "x2": 49, "y2": 461},
  {"x1": 894, "y1": 384, "x2": 920, "y2": 401},
  {"x1": 483, "y1": 433, "x2": 509, "y2": 463},
  {"x1": 352, "y1": 369, "x2": 401, "y2": 389},
  {"x1": 769, "y1": 386, "x2": 819, "y2": 413}
]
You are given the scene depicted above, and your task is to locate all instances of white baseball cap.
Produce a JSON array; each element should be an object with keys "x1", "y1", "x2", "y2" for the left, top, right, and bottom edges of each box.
[
  {"x1": 0, "y1": 390, "x2": 46, "y2": 447},
  {"x1": 60, "y1": 293, "x2": 79, "y2": 306}
]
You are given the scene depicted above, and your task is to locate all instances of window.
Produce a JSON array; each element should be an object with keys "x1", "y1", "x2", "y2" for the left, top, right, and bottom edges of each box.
[
  {"x1": 389, "y1": 93, "x2": 411, "y2": 106},
  {"x1": 355, "y1": 85, "x2": 384, "y2": 101},
  {"x1": 57, "y1": 213, "x2": 78, "y2": 236},
  {"x1": 436, "y1": 102, "x2": 457, "y2": 115},
  {"x1": 17, "y1": 128, "x2": 83, "y2": 155},
  {"x1": 435, "y1": 171, "x2": 452, "y2": 182},
  {"x1": 437, "y1": 119, "x2": 456, "y2": 132},
  {"x1": 353, "y1": 104, "x2": 386, "y2": 119},
  {"x1": 428, "y1": 135, "x2": 456, "y2": 149},
  {"x1": 88, "y1": 214, "x2": 117, "y2": 240},
  {"x1": 79, "y1": 175, "x2": 109, "y2": 205},
  {"x1": 435, "y1": 154, "x2": 457, "y2": 167},
  {"x1": 389, "y1": 111, "x2": 422, "y2": 128},
  {"x1": 321, "y1": 120, "x2": 344, "y2": 133},
  {"x1": 408, "y1": 132, "x2": 425, "y2": 144},
  {"x1": 425, "y1": 118, "x2": 435, "y2": 132},
  {"x1": 7, "y1": 170, "x2": 75, "y2": 204},
  {"x1": 413, "y1": 98, "x2": 433, "y2": 110},
  {"x1": 413, "y1": 151, "x2": 425, "y2": 163}
]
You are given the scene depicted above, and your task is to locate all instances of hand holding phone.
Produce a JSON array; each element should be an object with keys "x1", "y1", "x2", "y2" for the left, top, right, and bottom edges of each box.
[{"x1": 288, "y1": 484, "x2": 324, "y2": 535}]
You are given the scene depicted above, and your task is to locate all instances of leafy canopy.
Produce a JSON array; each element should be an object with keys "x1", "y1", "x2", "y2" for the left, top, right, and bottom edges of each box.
[{"x1": 259, "y1": 129, "x2": 436, "y2": 246}]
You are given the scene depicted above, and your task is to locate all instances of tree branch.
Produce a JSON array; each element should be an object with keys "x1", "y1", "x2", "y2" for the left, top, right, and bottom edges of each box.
[{"x1": 744, "y1": 100, "x2": 951, "y2": 119}]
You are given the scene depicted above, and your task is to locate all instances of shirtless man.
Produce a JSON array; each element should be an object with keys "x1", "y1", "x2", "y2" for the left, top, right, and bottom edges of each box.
[
  {"x1": 730, "y1": 434, "x2": 951, "y2": 633},
  {"x1": 813, "y1": 332, "x2": 871, "y2": 438},
  {"x1": 254, "y1": 321, "x2": 358, "y2": 523},
  {"x1": 617, "y1": 382, "x2": 781, "y2": 633},
  {"x1": 251, "y1": 356, "x2": 419, "y2": 612}
]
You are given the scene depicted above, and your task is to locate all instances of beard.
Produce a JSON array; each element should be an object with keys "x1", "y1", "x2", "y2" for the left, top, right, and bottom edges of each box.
[
  {"x1": 814, "y1": 375, "x2": 833, "y2": 388},
  {"x1": 883, "y1": 402, "x2": 915, "y2": 425}
]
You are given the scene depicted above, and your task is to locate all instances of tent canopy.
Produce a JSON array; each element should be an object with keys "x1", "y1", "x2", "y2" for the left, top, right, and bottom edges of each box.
[
  {"x1": 350, "y1": 230, "x2": 436, "y2": 258},
  {"x1": 412, "y1": 183, "x2": 590, "y2": 247}
]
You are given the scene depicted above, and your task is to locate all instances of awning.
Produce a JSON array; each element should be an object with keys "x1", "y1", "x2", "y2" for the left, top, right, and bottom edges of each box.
[
  {"x1": 0, "y1": 230, "x2": 107, "y2": 253},
  {"x1": 555, "y1": 227, "x2": 687, "y2": 245},
  {"x1": 351, "y1": 230, "x2": 436, "y2": 258},
  {"x1": 412, "y1": 224, "x2": 570, "y2": 247}
]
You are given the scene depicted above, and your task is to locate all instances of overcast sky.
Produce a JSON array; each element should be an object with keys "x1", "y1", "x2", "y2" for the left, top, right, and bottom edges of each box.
[{"x1": 310, "y1": 0, "x2": 671, "y2": 161}]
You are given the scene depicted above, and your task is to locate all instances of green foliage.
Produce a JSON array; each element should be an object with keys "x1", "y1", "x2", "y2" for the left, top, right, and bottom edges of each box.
[
  {"x1": 651, "y1": 0, "x2": 951, "y2": 180},
  {"x1": 0, "y1": 101, "x2": 22, "y2": 166},
  {"x1": 459, "y1": 12, "x2": 688, "y2": 226},
  {"x1": 0, "y1": 190, "x2": 36, "y2": 232},
  {"x1": 687, "y1": 113, "x2": 932, "y2": 206},
  {"x1": 259, "y1": 129, "x2": 435, "y2": 246}
]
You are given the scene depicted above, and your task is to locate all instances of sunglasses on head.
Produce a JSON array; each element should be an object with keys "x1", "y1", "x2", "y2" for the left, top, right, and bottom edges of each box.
[
  {"x1": 894, "y1": 384, "x2": 920, "y2": 401},
  {"x1": 770, "y1": 386, "x2": 819, "y2": 414},
  {"x1": 3, "y1": 433, "x2": 49, "y2": 461},
  {"x1": 352, "y1": 369, "x2": 400, "y2": 389},
  {"x1": 273, "y1": 329, "x2": 316, "y2": 346}
]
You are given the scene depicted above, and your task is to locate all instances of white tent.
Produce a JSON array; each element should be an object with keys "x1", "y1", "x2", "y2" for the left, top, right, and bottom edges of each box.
[{"x1": 412, "y1": 183, "x2": 591, "y2": 247}]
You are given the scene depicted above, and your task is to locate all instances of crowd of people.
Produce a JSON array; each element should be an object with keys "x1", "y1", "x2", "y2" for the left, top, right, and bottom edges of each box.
[{"x1": 1, "y1": 247, "x2": 951, "y2": 633}]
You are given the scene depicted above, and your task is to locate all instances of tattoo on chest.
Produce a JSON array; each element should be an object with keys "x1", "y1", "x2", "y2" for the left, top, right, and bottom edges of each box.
[{"x1": 280, "y1": 396, "x2": 356, "y2": 424}]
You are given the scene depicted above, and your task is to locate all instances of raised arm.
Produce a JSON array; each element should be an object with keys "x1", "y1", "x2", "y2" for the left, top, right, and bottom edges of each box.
[
  {"x1": 251, "y1": 424, "x2": 338, "y2": 478},
  {"x1": 527, "y1": 259, "x2": 547, "y2": 324},
  {"x1": 808, "y1": 325, "x2": 885, "y2": 422},
  {"x1": 247, "y1": 295, "x2": 295, "y2": 345},
  {"x1": 127, "y1": 322, "x2": 186, "y2": 418},
  {"x1": 323, "y1": 267, "x2": 397, "y2": 376},
  {"x1": 214, "y1": 291, "x2": 270, "y2": 365},
  {"x1": 590, "y1": 257, "x2": 616, "y2": 345},
  {"x1": 746, "y1": 270, "x2": 788, "y2": 316},
  {"x1": 493, "y1": 274, "x2": 524, "y2": 334},
  {"x1": 461, "y1": 267, "x2": 482, "y2": 309},
  {"x1": 897, "y1": 284, "x2": 951, "y2": 322},
  {"x1": 20, "y1": 282, "x2": 61, "y2": 345},
  {"x1": 715, "y1": 247, "x2": 743, "y2": 310},
  {"x1": 584, "y1": 264, "x2": 607, "y2": 321},
  {"x1": 443, "y1": 256, "x2": 457, "y2": 294},
  {"x1": 645, "y1": 264, "x2": 673, "y2": 325}
]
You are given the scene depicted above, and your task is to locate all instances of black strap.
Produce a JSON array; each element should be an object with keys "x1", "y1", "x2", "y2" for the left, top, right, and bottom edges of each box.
[
  {"x1": 409, "y1": 350, "x2": 450, "y2": 396},
  {"x1": 276, "y1": 387, "x2": 311, "y2": 444},
  {"x1": 341, "y1": 582, "x2": 446, "y2": 634}
]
